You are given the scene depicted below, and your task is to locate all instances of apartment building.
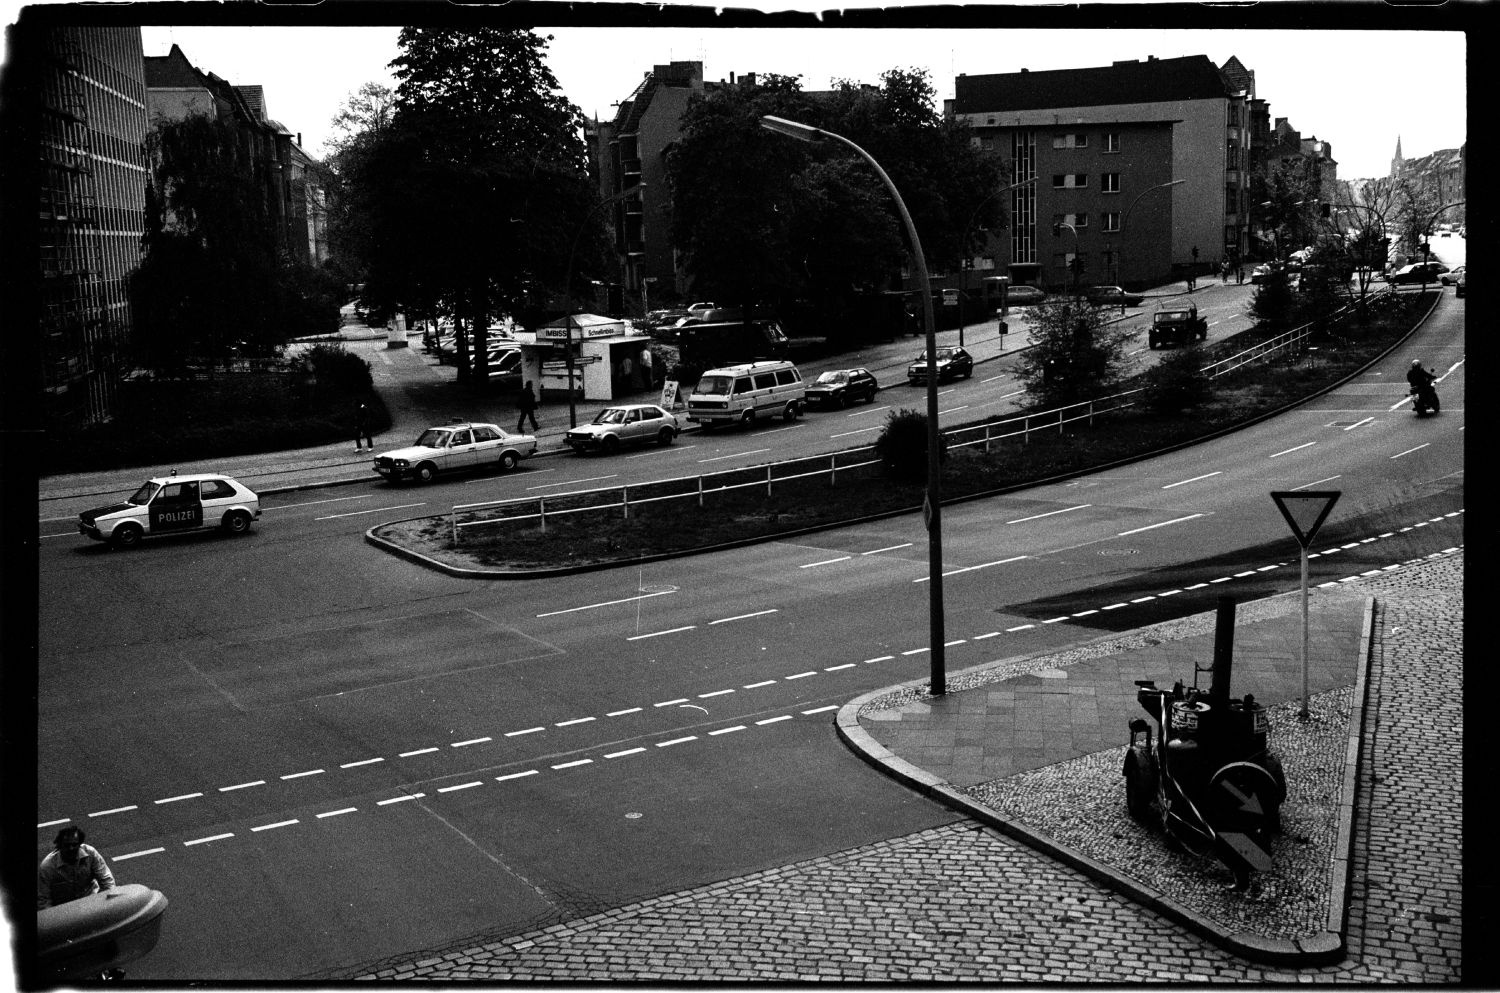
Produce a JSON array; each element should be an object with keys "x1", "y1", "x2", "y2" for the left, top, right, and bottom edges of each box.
[
  {"x1": 28, "y1": 25, "x2": 150, "y2": 427},
  {"x1": 946, "y1": 55, "x2": 1256, "y2": 293}
]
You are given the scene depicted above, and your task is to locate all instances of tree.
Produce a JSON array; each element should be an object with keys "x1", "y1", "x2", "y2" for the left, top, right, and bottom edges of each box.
[
  {"x1": 1251, "y1": 164, "x2": 1321, "y2": 261},
  {"x1": 1250, "y1": 266, "x2": 1295, "y2": 329},
  {"x1": 1393, "y1": 175, "x2": 1444, "y2": 270},
  {"x1": 1015, "y1": 299, "x2": 1134, "y2": 408},
  {"x1": 327, "y1": 82, "x2": 396, "y2": 157},
  {"x1": 339, "y1": 29, "x2": 600, "y2": 385}
]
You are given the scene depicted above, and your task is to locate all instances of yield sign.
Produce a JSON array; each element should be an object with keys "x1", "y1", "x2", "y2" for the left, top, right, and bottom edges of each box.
[{"x1": 1270, "y1": 491, "x2": 1340, "y2": 549}]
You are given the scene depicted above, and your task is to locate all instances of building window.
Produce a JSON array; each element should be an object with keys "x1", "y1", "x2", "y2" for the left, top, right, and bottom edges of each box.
[
  {"x1": 1101, "y1": 173, "x2": 1120, "y2": 194},
  {"x1": 1052, "y1": 173, "x2": 1088, "y2": 189},
  {"x1": 1104, "y1": 132, "x2": 1121, "y2": 153},
  {"x1": 1102, "y1": 211, "x2": 1121, "y2": 233},
  {"x1": 1226, "y1": 187, "x2": 1237, "y2": 215},
  {"x1": 1051, "y1": 133, "x2": 1089, "y2": 149}
]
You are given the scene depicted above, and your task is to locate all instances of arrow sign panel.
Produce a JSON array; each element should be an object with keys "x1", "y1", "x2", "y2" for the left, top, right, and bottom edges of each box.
[{"x1": 1270, "y1": 490, "x2": 1341, "y2": 549}]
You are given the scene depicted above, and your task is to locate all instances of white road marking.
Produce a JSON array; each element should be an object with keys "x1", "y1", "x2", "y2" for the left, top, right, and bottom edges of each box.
[
  {"x1": 710, "y1": 609, "x2": 778, "y2": 624},
  {"x1": 316, "y1": 503, "x2": 424, "y2": 520},
  {"x1": 863, "y1": 543, "x2": 912, "y2": 555},
  {"x1": 38, "y1": 818, "x2": 70, "y2": 828},
  {"x1": 185, "y1": 833, "x2": 234, "y2": 846},
  {"x1": 700, "y1": 449, "x2": 771, "y2": 463},
  {"x1": 1118, "y1": 514, "x2": 1204, "y2": 536},
  {"x1": 554, "y1": 718, "x2": 595, "y2": 727},
  {"x1": 218, "y1": 780, "x2": 266, "y2": 792},
  {"x1": 1104, "y1": 603, "x2": 1129, "y2": 610},
  {"x1": 656, "y1": 736, "x2": 697, "y2": 748},
  {"x1": 972, "y1": 633, "x2": 999, "y2": 640},
  {"x1": 607, "y1": 707, "x2": 643, "y2": 717},
  {"x1": 1390, "y1": 443, "x2": 1430, "y2": 460},
  {"x1": 847, "y1": 404, "x2": 890, "y2": 417},
  {"x1": 655, "y1": 698, "x2": 689, "y2": 707},
  {"x1": 1162, "y1": 471, "x2": 1222, "y2": 489},
  {"x1": 743, "y1": 680, "x2": 776, "y2": 689},
  {"x1": 450, "y1": 737, "x2": 491, "y2": 747},
  {"x1": 605, "y1": 748, "x2": 646, "y2": 758},
  {"x1": 829, "y1": 426, "x2": 882, "y2": 438},
  {"x1": 505, "y1": 727, "x2": 545, "y2": 737},
  {"x1": 113, "y1": 847, "x2": 165, "y2": 861},
  {"x1": 1292, "y1": 476, "x2": 1340, "y2": 490},
  {"x1": 786, "y1": 670, "x2": 818, "y2": 678},
  {"x1": 627, "y1": 625, "x2": 696, "y2": 641},
  {"x1": 900, "y1": 648, "x2": 929, "y2": 656},
  {"x1": 864, "y1": 655, "x2": 895, "y2": 662},
  {"x1": 528, "y1": 474, "x2": 616, "y2": 490},
  {"x1": 538, "y1": 589, "x2": 675, "y2": 617},
  {"x1": 802, "y1": 705, "x2": 839, "y2": 715},
  {"x1": 400, "y1": 747, "x2": 438, "y2": 756},
  {"x1": 914, "y1": 554, "x2": 1027, "y2": 583},
  {"x1": 317, "y1": 808, "x2": 358, "y2": 818},
  {"x1": 1270, "y1": 442, "x2": 1316, "y2": 458},
  {"x1": 710, "y1": 725, "x2": 747, "y2": 735},
  {"x1": 340, "y1": 758, "x2": 384, "y2": 768},
  {"x1": 552, "y1": 759, "x2": 594, "y2": 769},
  {"x1": 155, "y1": 793, "x2": 202, "y2": 804},
  {"x1": 1343, "y1": 417, "x2": 1374, "y2": 431},
  {"x1": 88, "y1": 805, "x2": 137, "y2": 817},
  {"x1": 252, "y1": 819, "x2": 299, "y2": 832},
  {"x1": 626, "y1": 446, "x2": 696, "y2": 459},
  {"x1": 268, "y1": 495, "x2": 370, "y2": 511},
  {"x1": 824, "y1": 663, "x2": 856, "y2": 672},
  {"x1": 801, "y1": 556, "x2": 852, "y2": 568},
  {"x1": 1006, "y1": 504, "x2": 1091, "y2": 524},
  {"x1": 377, "y1": 793, "x2": 426, "y2": 805},
  {"x1": 280, "y1": 769, "x2": 324, "y2": 780},
  {"x1": 699, "y1": 689, "x2": 735, "y2": 698},
  {"x1": 1006, "y1": 624, "x2": 1034, "y2": 632},
  {"x1": 756, "y1": 715, "x2": 794, "y2": 726}
]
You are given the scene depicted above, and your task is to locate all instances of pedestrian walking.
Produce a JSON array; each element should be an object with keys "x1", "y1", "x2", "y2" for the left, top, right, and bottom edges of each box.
[
  {"x1": 639, "y1": 346, "x2": 655, "y2": 390},
  {"x1": 38, "y1": 826, "x2": 115, "y2": 910},
  {"x1": 516, "y1": 381, "x2": 539, "y2": 433},
  {"x1": 354, "y1": 402, "x2": 374, "y2": 452},
  {"x1": 1187, "y1": 271, "x2": 1196, "y2": 292},
  {"x1": 1221, "y1": 260, "x2": 1230, "y2": 283}
]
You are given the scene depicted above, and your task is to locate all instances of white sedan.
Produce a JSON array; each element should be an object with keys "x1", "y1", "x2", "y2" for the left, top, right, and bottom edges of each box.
[{"x1": 373, "y1": 422, "x2": 537, "y2": 483}]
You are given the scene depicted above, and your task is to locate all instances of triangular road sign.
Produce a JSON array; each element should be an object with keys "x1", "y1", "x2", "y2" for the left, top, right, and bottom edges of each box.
[{"x1": 1270, "y1": 491, "x2": 1340, "y2": 549}]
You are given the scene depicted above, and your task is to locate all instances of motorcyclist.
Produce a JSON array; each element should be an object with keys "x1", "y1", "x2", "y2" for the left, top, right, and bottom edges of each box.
[{"x1": 1406, "y1": 359, "x2": 1437, "y2": 392}]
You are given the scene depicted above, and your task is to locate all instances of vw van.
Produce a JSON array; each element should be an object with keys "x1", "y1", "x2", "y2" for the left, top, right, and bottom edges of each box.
[{"x1": 686, "y1": 361, "x2": 805, "y2": 429}]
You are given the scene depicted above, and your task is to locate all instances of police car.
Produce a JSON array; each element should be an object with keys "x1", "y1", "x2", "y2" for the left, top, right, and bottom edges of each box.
[{"x1": 78, "y1": 472, "x2": 261, "y2": 548}]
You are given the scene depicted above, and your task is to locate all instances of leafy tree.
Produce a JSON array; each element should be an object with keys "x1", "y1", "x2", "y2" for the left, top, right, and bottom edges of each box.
[
  {"x1": 1142, "y1": 346, "x2": 1211, "y2": 414},
  {"x1": 1015, "y1": 299, "x2": 1133, "y2": 408},
  {"x1": 339, "y1": 29, "x2": 600, "y2": 385},
  {"x1": 874, "y1": 408, "x2": 945, "y2": 481},
  {"x1": 327, "y1": 82, "x2": 396, "y2": 157},
  {"x1": 1250, "y1": 266, "x2": 1295, "y2": 329},
  {"x1": 1393, "y1": 175, "x2": 1444, "y2": 270},
  {"x1": 1250, "y1": 164, "x2": 1322, "y2": 260}
]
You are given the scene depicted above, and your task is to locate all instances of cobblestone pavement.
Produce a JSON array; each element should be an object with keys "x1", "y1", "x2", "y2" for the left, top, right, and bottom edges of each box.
[{"x1": 348, "y1": 551, "x2": 1463, "y2": 983}]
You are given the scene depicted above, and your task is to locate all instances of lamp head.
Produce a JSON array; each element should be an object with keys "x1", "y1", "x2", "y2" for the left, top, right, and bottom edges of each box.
[{"x1": 760, "y1": 115, "x2": 824, "y2": 144}]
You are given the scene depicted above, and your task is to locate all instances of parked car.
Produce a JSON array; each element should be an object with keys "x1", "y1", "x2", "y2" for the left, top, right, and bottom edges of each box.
[
  {"x1": 686, "y1": 301, "x2": 717, "y2": 313},
  {"x1": 1387, "y1": 262, "x2": 1449, "y2": 284},
  {"x1": 373, "y1": 422, "x2": 537, "y2": 483},
  {"x1": 1439, "y1": 265, "x2": 1465, "y2": 286},
  {"x1": 485, "y1": 347, "x2": 523, "y2": 388},
  {"x1": 1250, "y1": 262, "x2": 1286, "y2": 285},
  {"x1": 907, "y1": 345, "x2": 974, "y2": 385},
  {"x1": 1148, "y1": 303, "x2": 1208, "y2": 349},
  {"x1": 1001, "y1": 285, "x2": 1047, "y2": 306},
  {"x1": 804, "y1": 368, "x2": 879, "y2": 409},
  {"x1": 1455, "y1": 271, "x2": 1466, "y2": 298},
  {"x1": 565, "y1": 403, "x2": 681, "y2": 454},
  {"x1": 1083, "y1": 285, "x2": 1144, "y2": 308},
  {"x1": 78, "y1": 472, "x2": 261, "y2": 549}
]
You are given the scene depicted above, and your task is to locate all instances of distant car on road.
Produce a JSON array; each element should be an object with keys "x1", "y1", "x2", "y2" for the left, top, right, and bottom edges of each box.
[
  {"x1": 1083, "y1": 285, "x2": 1144, "y2": 308},
  {"x1": 566, "y1": 403, "x2": 681, "y2": 454},
  {"x1": 804, "y1": 368, "x2": 879, "y2": 409},
  {"x1": 1439, "y1": 265, "x2": 1465, "y2": 286},
  {"x1": 78, "y1": 472, "x2": 261, "y2": 549},
  {"x1": 373, "y1": 422, "x2": 537, "y2": 483},
  {"x1": 907, "y1": 346, "x2": 974, "y2": 385},
  {"x1": 1001, "y1": 285, "x2": 1047, "y2": 307},
  {"x1": 1387, "y1": 262, "x2": 1449, "y2": 284},
  {"x1": 1148, "y1": 303, "x2": 1208, "y2": 349}
]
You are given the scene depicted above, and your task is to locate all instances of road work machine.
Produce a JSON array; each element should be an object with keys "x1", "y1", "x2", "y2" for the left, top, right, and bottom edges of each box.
[{"x1": 1123, "y1": 598, "x2": 1286, "y2": 887}]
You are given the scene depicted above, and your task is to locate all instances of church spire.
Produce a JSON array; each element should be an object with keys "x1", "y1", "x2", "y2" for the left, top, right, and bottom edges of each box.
[{"x1": 1391, "y1": 136, "x2": 1404, "y2": 178}]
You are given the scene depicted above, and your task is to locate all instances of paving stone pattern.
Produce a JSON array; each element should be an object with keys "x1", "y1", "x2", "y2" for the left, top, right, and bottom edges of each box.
[{"x1": 352, "y1": 552, "x2": 1462, "y2": 983}]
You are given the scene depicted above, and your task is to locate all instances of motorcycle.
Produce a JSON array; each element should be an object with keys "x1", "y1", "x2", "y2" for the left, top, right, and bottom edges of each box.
[{"x1": 1410, "y1": 380, "x2": 1440, "y2": 416}]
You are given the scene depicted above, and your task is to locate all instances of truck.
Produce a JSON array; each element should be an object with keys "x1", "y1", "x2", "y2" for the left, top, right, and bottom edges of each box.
[{"x1": 676, "y1": 319, "x2": 790, "y2": 368}]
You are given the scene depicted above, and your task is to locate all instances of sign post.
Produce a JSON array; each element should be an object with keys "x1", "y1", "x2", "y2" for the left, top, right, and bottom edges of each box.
[
  {"x1": 660, "y1": 380, "x2": 679, "y2": 410},
  {"x1": 1269, "y1": 491, "x2": 1341, "y2": 718}
]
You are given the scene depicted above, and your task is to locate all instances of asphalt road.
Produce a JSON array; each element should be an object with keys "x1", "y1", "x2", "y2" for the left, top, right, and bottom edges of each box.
[{"x1": 34, "y1": 289, "x2": 1463, "y2": 979}]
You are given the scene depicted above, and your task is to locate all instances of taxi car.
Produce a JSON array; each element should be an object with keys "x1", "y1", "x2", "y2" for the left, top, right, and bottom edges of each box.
[
  {"x1": 78, "y1": 472, "x2": 261, "y2": 548},
  {"x1": 373, "y1": 421, "x2": 537, "y2": 483},
  {"x1": 565, "y1": 404, "x2": 680, "y2": 454},
  {"x1": 907, "y1": 346, "x2": 974, "y2": 385}
]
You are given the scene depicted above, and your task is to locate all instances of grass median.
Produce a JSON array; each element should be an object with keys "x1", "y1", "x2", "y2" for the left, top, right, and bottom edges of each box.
[{"x1": 373, "y1": 294, "x2": 1431, "y2": 572}]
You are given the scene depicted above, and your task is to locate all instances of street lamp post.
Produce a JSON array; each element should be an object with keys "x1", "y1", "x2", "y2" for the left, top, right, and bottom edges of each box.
[
  {"x1": 1053, "y1": 221, "x2": 1080, "y2": 297},
  {"x1": 563, "y1": 184, "x2": 646, "y2": 428},
  {"x1": 760, "y1": 114, "x2": 948, "y2": 696},
  {"x1": 958, "y1": 176, "x2": 1037, "y2": 346},
  {"x1": 1114, "y1": 179, "x2": 1185, "y2": 289}
]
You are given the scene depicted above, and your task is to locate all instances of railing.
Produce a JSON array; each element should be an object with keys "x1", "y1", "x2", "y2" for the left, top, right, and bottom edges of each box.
[{"x1": 446, "y1": 290, "x2": 1402, "y2": 544}]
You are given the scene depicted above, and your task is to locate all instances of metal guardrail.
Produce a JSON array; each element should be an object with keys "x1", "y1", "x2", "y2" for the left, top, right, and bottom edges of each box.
[{"x1": 448, "y1": 289, "x2": 1403, "y2": 544}]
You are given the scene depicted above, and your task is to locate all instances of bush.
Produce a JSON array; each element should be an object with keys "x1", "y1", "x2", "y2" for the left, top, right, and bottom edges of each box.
[
  {"x1": 874, "y1": 408, "x2": 945, "y2": 481},
  {"x1": 1142, "y1": 347, "x2": 1211, "y2": 414},
  {"x1": 1250, "y1": 269, "x2": 1295, "y2": 328},
  {"x1": 304, "y1": 343, "x2": 373, "y2": 393}
]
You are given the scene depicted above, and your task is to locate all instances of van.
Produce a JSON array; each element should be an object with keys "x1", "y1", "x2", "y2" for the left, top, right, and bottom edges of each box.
[
  {"x1": 686, "y1": 361, "x2": 805, "y2": 429},
  {"x1": 676, "y1": 319, "x2": 789, "y2": 367}
]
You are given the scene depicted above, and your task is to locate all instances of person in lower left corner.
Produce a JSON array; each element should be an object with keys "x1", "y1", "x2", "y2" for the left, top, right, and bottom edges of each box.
[
  {"x1": 38, "y1": 826, "x2": 115, "y2": 910},
  {"x1": 355, "y1": 402, "x2": 374, "y2": 452}
]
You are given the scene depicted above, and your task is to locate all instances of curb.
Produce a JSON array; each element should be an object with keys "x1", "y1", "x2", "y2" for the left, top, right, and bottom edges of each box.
[{"x1": 830, "y1": 591, "x2": 1379, "y2": 967}]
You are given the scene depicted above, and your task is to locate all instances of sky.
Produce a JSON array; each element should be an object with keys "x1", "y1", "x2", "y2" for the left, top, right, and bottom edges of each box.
[{"x1": 60, "y1": 19, "x2": 1468, "y2": 182}]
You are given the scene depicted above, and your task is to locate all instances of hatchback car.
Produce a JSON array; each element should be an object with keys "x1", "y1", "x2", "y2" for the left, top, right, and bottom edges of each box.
[
  {"x1": 566, "y1": 404, "x2": 681, "y2": 454},
  {"x1": 804, "y1": 368, "x2": 879, "y2": 408},
  {"x1": 1083, "y1": 285, "x2": 1144, "y2": 307},
  {"x1": 373, "y1": 422, "x2": 537, "y2": 483},
  {"x1": 907, "y1": 346, "x2": 974, "y2": 385},
  {"x1": 78, "y1": 473, "x2": 261, "y2": 549},
  {"x1": 1439, "y1": 265, "x2": 1465, "y2": 286},
  {"x1": 1001, "y1": 285, "x2": 1047, "y2": 306}
]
